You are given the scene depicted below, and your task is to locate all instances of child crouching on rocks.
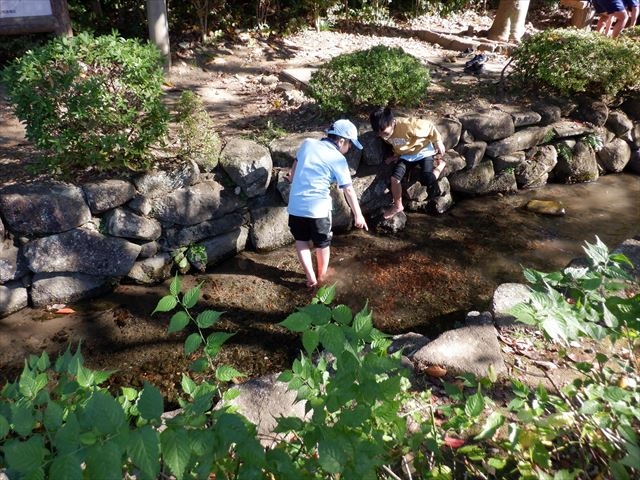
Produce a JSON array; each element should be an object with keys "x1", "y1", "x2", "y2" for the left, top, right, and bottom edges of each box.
[{"x1": 369, "y1": 106, "x2": 447, "y2": 219}]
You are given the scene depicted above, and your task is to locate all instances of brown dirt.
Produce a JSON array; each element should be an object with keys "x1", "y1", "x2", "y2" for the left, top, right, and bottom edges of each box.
[{"x1": 1, "y1": 10, "x2": 617, "y2": 407}]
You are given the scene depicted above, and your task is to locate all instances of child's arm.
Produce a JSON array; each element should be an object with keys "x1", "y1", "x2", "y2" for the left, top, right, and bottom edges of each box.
[
  {"x1": 342, "y1": 185, "x2": 368, "y2": 231},
  {"x1": 285, "y1": 160, "x2": 297, "y2": 183}
]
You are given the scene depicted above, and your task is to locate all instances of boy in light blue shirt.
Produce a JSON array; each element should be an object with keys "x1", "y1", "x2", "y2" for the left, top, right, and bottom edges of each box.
[{"x1": 286, "y1": 119, "x2": 368, "y2": 288}]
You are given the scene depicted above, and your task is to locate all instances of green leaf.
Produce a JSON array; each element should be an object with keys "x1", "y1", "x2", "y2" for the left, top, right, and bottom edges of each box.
[
  {"x1": 319, "y1": 323, "x2": 346, "y2": 355},
  {"x1": 49, "y1": 453, "x2": 83, "y2": 480},
  {"x1": 160, "y1": 428, "x2": 191, "y2": 480},
  {"x1": 138, "y1": 382, "x2": 164, "y2": 422},
  {"x1": 84, "y1": 441, "x2": 123, "y2": 480},
  {"x1": 10, "y1": 403, "x2": 35, "y2": 436},
  {"x1": 215, "y1": 364, "x2": 245, "y2": 382},
  {"x1": 127, "y1": 425, "x2": 161, "y2": 480},
  {"x1": 353, "y1": 309, "x2": 373, "y2": 338},
  {"x1": 169, "y1": 274, "x2": 182, "y2": 296},
  {"x1": 465, "y1": 391, "x2": 485, "y2": 418},
  {"x1": 279, "y1": 311, "x2": 312, "y2": 332},
  {"x1": 181, "y1": 374, "x2": 196, "y2": 395},
  {"x1": 196, "y1": 309, "x2": 222, "y2": 329},
  {"x1": 184, "y1": 333, "x2": 202, "y2": 355},
  {"x1": 302, "y1": 328, "x2": 320, "y2": 354},
  {"x1": 84, "y1": 391, "x2": 126, "y2": 435},
  {"x1": 43, "y1": 401, "x2": 64, "y2": 432},
  {"x1": 153, "y1": 295, "x2": 178, "y2": 314},
  {"x1": 317, "y1": 437, "x2": 345, "y2": 473},
  {"x1": 0, "y1": 414, "x2": 9, "y2": 439},
  {"x1": 4, "y1": 435, "x2": 46, "y2": 474},
  {"x1": 300, "y1": 303, "x2": 332, "y2": 325},
  {"x1": 182, "y1": 284, "x2": 202, "y2": 309},
  {"x1": 168, "y1": 311, "x2": 190, "y2": 334},
  {"x1": 314, "y1": 283, "x2": 336, "y2": 304},
  {"x1": 474, "y1": 411, "x2": 504, "y2": 440},
  {"x1": 332, "y1": 304, "x2": 353, "y2": 325}
]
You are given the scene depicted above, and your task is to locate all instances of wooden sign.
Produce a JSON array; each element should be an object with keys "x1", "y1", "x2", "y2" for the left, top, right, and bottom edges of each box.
[{"x1": 0, "y1": 0, "x2": 72, "y2": 36}]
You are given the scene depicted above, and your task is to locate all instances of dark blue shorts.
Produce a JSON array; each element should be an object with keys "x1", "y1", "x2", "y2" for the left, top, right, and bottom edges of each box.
[
  {"x1": 288, "y1": 215, "x2": 332, "y2": 248},
  {"x1": 593, "y1": 0, "x2": 626, "y2": 13},
  {"x1": 623, "y1": 0, "x2": 638, "y2": 8}
]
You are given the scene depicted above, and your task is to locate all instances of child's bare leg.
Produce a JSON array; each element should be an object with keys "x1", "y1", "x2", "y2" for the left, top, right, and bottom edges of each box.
[
  {"x1": 316, "y1": 246, "x2": 331, "y2": 283},
  {"x1": 295, "y1": 240, "x2": 317, "y2": 287},
  {"x1": 383, "y1": 177, "x2": 404, "y2": 219}
]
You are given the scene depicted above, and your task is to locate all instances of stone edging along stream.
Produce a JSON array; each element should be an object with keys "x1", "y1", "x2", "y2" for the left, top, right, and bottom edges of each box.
[{"x1": 0, "y1": 95, "x2": 639, "y2": 315}]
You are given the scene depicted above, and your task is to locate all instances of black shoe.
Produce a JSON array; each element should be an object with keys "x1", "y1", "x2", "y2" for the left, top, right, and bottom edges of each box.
[
  {"x1": 464, "y1": 53, "x2": 487, "y2": 68},
  {"x1": 464, "y1": 62, "x2": 485, "y2": 74}
]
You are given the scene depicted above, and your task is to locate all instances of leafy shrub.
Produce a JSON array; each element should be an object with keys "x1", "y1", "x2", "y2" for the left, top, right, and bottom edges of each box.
[
  {"x1": 175, "y1": 90, "x2": 222, "y2": 172},
  {"x1": 1, "y1": 32, "x2": 169, "y2": 175},
  {"x1": 308, "y1": 44, "x2": 431, "y2": 115},
  {"x1": 510, "y1": 28, "x2": 640, "y2": 97}
]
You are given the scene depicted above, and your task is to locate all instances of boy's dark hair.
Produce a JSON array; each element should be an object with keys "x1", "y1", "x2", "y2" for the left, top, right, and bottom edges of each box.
[{"x1": 369, "y1": 106, "x2": 394, "y2": 133}]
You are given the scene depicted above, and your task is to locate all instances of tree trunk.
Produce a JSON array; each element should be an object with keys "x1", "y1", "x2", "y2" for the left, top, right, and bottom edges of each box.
[
  {"x1": 486, "y1": 0, "x2": 530, "y2": 43},
  {"x1": 147, "y1": 0, "x2": 171, "y2": 71}
]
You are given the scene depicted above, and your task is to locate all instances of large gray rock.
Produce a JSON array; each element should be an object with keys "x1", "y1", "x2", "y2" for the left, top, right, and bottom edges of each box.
[
  {"x1": 0, "y1": 281, "x2": 29, "y2": 316},
  {"x1": 596, "y1": 138, "x2": 631, "y2": 173},
  {"x1": 572, "y1": 98, "x2": 608, "y2": 127},
  {"x1": 436, "y1": 116, "x2": 463, "y2": 149},
  {"x1": 550, "y1": 120, "x2": 595, "y2": 139},
  {"x1": 497, "y1": 104, "x2": 542, "y2": 128},
  {"x1": 455, "y1": 141, "x2": 487, "y2": 170},
  {"x1": 30, "y1": 272, "x2": 112, "y2": 307},
  {"x1": 103, "y1": 208, "x2": 162, "y2": 241},
  {"x1": 552, "y1": 140, "x2": 600, "y2": 184},
  {"x1": 221, "y1": 137, "x2": 272, "y2": 198},
  {"x1": 127, "y1": 253, "x2": 173, "y2": 285},
  {"x1": 605, "y1": 110, "x2": 633, "y2": 137},
  {"x1": 269, "y1": 132, "x2": 322, "y2": 168},
  {"x1": 249, "y1": 203, "x2": 293, "y2": 252},
  {"x1": 82, "y1": 179, "x2": 136, "y2": 214},
  {"x1": 23, "y1": 228, "x2": 141, "y2": 276},
  {"x1": 515, "y1": 145, "x2": 558, "y2": 189},
  {"x1": 165, "y1": 212, "x2": 248, "y2": 249},
  {"x1": 220, "y1": 373, "x2": 309, "y2": 447},
  {"x1": 448, "y1": 160, "x2": 495, "y2": 195},
  {"x1": 458, "y1": 109, "x2": 514, "y2": 142},
  {"x1": 144, "y1": 181, "x2": 244, "y2": 226},
  {"x1": 360, "y1": 131, "x2": 387, "y2": 166},
  {"x1": 0, "y1": 242, "x2": 28, "y2": 283},
  {"x1": 492, "y1": 282, "x2": 531, "y2": 327},
  {"x1": 201, "y1": 226, "x2": 249, "y2": 267},
  {"x1": 485, "y1": 126, "x2": 550, "y2": 158},
  {"x1": 492, "y1": 151, "x2": 526, "y2": 173},
  {"x1": 0, "y1": 182, "x2": 91, "y2": 235},
  {"x1": 412, "y1": 311, "x2": 507, "y2": 378}
]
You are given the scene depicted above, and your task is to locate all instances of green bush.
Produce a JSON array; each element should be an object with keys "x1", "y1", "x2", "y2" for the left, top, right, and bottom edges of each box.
[
  {"x1": 308, "y1": 44, "x2": 431, "y2": 115},
  {"x1": 1, "y1": 32, "x2": 169, "y2": 175},
  {"x1": 510, "y1": 28, "x2": 640, "y2": 97},
  {"x1": 175, "y1": 90, "x2": 222, "y2": 172}
]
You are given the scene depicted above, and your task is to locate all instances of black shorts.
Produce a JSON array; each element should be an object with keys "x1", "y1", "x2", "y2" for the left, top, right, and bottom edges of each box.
[{"x1": 288, "y1": 215, "x2": 333, "y2": 248}]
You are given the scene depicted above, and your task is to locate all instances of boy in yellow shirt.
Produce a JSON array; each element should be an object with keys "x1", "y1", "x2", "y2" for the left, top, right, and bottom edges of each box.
[{"x1": 369, "y1": 107, "x2": 446, "y2": 219}]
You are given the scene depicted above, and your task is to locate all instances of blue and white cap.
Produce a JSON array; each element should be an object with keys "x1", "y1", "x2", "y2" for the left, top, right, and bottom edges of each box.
[{"x1": 325, "y1": 119, "x2": 363, "y2": 150}]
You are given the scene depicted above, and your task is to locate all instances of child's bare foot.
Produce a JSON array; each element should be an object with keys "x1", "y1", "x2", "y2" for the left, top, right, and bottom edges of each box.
[
  {"x1": 383, "y1": 204, "x2": 404, "y2": 219},
  {"x1": 318, "y1": 267, "x2": 336, "y2": 285},
  {"x1": 306, "y1": 279, "x2": 318, "y2": 289}
]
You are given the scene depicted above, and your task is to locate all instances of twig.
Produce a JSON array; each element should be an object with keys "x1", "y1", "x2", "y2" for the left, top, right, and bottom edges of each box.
[{"x1": 381, "y1": 464, "x2": 403, "y2": 480}]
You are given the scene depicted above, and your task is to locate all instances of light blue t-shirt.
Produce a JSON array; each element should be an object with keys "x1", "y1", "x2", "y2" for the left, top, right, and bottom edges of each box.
[{"x1": 287, "y1": 138, "x2": 352, "y2": 218}]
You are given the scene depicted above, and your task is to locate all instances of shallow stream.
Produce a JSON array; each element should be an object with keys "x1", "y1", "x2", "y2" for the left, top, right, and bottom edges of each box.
[{"x1": 1, "y1": 173, "x2": 638, "y2": 401}]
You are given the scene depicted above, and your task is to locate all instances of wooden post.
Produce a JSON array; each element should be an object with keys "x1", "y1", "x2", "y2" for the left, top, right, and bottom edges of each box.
[{"x1": 147, "y1": 0, "x2": 171, "y2": 71}]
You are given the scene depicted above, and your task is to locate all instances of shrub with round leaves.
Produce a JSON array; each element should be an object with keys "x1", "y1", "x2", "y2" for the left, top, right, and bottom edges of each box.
[
  {"x1": 308, "y1": 44, "x2": 431, "y2": 115},
  {"x1": 510, "y1": 28, "x2": 640, "y2": 98},
  {"x1": 1, "y1": 32, "x2": 169, "y2": 175}
]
